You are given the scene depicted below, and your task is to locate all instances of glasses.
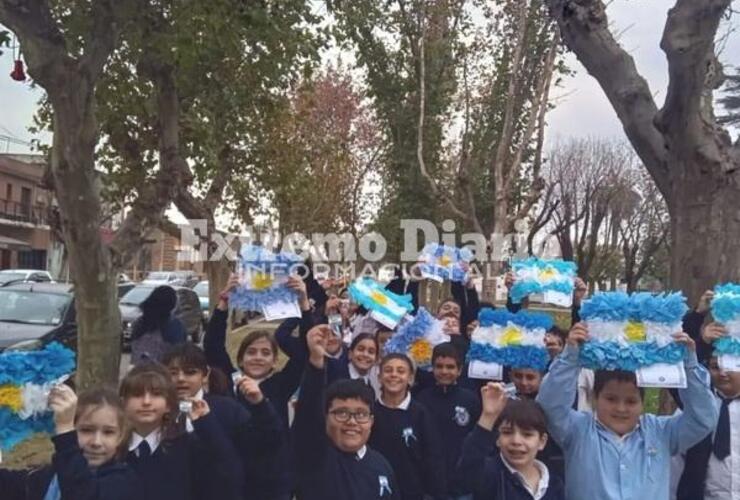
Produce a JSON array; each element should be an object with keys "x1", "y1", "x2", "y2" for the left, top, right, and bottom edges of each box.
[{"x1": 329, "y1": 408, "x2": 372, "y2": 424}]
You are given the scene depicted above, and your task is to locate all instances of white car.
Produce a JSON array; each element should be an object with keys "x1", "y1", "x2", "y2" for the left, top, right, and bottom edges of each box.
[{"x1": 0, "y1": 269, "x2": 55, "y2": 286}]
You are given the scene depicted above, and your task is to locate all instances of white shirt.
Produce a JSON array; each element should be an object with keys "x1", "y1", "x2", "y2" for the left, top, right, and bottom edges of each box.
[
  {"x1": 705, "y1": 397, "x2": 740, "y2": 500},
  {"x1": 349, "y1": 363, "x2": 381, "y2": 398},
  {"x1": 129, "y1": 429, "x2": 162, "y2": 455},
  {"x1": 577, "y1": 368, "x2": 594, "y2": 413},
  {"x1": 377, "y1": 391, "x2": 411, "y2": 410},
  {"x1": 501, "y1": 454, "x2": 550, "y2": 500},
  {"x1": 184, "y1": 389, "x2": 205, "y2": 433},
  {"x1": 356, "y1": 445, "x2": 367, "y2": 460}
]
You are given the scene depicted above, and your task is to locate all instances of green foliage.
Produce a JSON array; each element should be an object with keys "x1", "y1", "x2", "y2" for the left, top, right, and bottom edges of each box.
[
  {"x1": 719, "y1": 66, "x2": 740, "y2": 126},
  {"x1": 0, "y1": 30, "x2": 9, "y2": 55}
]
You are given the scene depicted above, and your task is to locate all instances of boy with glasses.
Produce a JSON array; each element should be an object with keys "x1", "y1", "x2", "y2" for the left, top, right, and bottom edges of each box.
[{"x1": 293, "y1": 325, "x2": 399, "y2": 500}]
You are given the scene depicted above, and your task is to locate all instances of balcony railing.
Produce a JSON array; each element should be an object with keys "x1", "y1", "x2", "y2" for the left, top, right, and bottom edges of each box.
[{"x1": 0, "y1": 199, "x2": 48, "y2": 225}]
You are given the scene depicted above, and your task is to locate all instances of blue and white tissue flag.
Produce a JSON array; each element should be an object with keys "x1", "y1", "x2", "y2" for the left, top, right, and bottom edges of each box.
[
  {"x1": 348, "y1": 277, "x2": 414, "y2": 329},
  {"x1": 510, "y1": 257, "x2": 577, "y2": 306},
  {"x1": 467, "y1": 308, "x2": 553, "y2": 371},
  {"x1": 229, "y1": 245, "x2": 303, "y2": 313},
  {"x1": 579, "y1": 291, "x2": 688, "y2": 371},
  {"x1": 418, "y1": 244, "x2": 473, "y2": 283},
  {"x1": 384, "y1": 308, "x2": 449, "y2": 370},
  {"x1": 711, "y1": 284, "x2": 740, "y2": 368},
  {"x1": 0, "y1": 343, "x2": 75, "y2": 452}
]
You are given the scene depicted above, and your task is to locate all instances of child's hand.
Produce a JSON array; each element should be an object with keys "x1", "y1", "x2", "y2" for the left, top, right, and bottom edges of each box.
[
  {"x1": 479, "y1": 383, "x2": 507, "y2": 431},
  {"x1": 701, "y1": 322, "x2": 727, "y2": 344},
  {"x1": 287, "y1": 276, "x2": 310, "y2": 311},
  {"x1": 696, "y1": 290, "x2": 714, "y2": 314},
  {"x1": 49, "y1": 385, "x2": 77, "y2": 435},
  {"x1": 325, "y1": 295, "x2": 340, "y2": 314},
  {"x1": 237, "y1": 376, "x2": 264, "y2": 404},
  {"x1": 307, "y1": 324, "x2": 330, "y2": 368},
  {"x1": 217, "y1": 273, "x2": 240, "y2": 310},
  {"x1": 672, "y1": 331, "x2": 696, "y2": 352},
  {"x1": 189, "y1": 399, "x2": 210, "y2": 421},
  {"x1": 567, "y1": 323, "x2": 589, "y2": 347},
  {"x1": 573, "y1": 277, "x2": 588, "y2": 306},
  {"x1": 504, "y1": 271, "x2": 515, "y2": 290}
]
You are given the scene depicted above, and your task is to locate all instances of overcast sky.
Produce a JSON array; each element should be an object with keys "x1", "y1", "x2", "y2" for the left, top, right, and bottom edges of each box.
[{"x1": 1, "y1": 0, "x2": 738, "y2": 154}]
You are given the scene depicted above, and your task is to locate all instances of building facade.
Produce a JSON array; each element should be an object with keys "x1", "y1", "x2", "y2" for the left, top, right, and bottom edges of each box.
[{"x1": 0, "y1": 154, "x2": 52, "y2": 271}]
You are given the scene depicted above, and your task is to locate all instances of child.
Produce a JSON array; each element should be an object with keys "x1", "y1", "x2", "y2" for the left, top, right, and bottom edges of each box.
[
  {"x1": 327, "y1": 333, "x2": 381, "y2": 395},
  {"x1": 509, "y1": 368, "x2": 544, "y2": 400},
  {"x1": 204, "y1": 274, "x2": 314, "y2": 427},
  {"x1": 0, "y1": 385, "x2": 140, "y2": 500},
  {"x1": 162, "y1": 343, "x2": 284, "y2": 499},
  {"x1": 369, "y1": 353, "x2": 447, "y2": 500},
  {"x1": 415, "y1": 342, "x2": 481, "y2": 500},
  {"x1": 675, "y1": 351, "x2": 740, "y2": 500},
  {"x1": 544, "y1": 327, "x2": 567, "y2": 360},
  {"x1": 293, "y1": 325, "x2": 399, "y2": 500},
  {"x1": 536, "y1": 322, "x2": 718, "y2": 500},
  {"x1": 120, "y1": 362, "x2": 241, "y2": 500},
  {"x1": 459, "y1": 383, "x2": 564, "y2": 499}
]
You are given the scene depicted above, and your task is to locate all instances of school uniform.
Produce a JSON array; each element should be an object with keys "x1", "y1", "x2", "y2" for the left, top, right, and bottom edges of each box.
[
  {"x1": 676, "y1": 391, "x2": 740, "y2": 500},
  {"x1": 203, "y1": 308, "x2": 313, "y2": 426},
  {"x1": 368, "y1": 392, "x2": 447, "y2": 500},
  {"x1": 327, "y1": 356, "x2": 381, "y2": 397},
  {"x1": 416, "y1": 383, "x2": 481, "y2": 497},
  {"x1": 458, "y1": 424, "x2": 564, "y2": 500},
  {"x1": 126, "y1": 413, "x2": 241, "y2": 500},
  {"x1": 0, "y1": 430, "x2": 141, "y2": 500},
  {"x1": 536, "y1": 344, "x2": 718, "y2": 500},
  {"x1": 292, "y1": 363, "x2": 399, "y2": 500}
]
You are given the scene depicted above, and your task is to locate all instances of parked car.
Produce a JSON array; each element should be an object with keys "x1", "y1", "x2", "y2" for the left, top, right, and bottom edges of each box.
[
  {"x1": 192, "y1": 280, "x2": 209, "y2": 320},
  {"x1": 141, "y1": 271, "x2": 199, "y2": 288},
  {"x1": 0, "y1": 283, "x2": 76, "y2": 352},
  {"x1": 0, "y1": 269, "x2": 54, "y2": 286},
  {"x1": 0, "y1": 282, "x2": 144, "y2": 353},
  {"x1": 119, "y1": 284, "x2": 202, "y2": 348}
]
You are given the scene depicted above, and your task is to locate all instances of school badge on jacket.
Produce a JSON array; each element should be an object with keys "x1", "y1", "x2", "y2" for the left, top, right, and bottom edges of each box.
[
  {"x1": 454, "y1": 405, "x2": 470, "y2": 426},
  {"x1": 402, "y1": 426, "x2": 418, "y2": 446},
  {"x1": 378, "y1": 475, "x2": 392, "y2": 497}
]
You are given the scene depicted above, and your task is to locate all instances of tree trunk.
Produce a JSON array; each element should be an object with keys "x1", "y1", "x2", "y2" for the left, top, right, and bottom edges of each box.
[
  {"x1": 51, "y1": 84, "x2": 122, "y2": 388},
  {"x1": 669, "y1": 166, "x2": 740, "y2": 305}
]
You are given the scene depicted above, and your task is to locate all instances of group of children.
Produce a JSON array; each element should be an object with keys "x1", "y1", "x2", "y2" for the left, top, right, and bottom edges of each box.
[{"x1": 1, "y1": 271, "x2": 738, "y2": 500}]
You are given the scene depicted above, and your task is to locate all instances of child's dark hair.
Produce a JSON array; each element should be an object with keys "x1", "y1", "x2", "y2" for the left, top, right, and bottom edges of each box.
[
  {"x1": 76, "y1": 386, "x2": 130, "y2": 460},
  {"x1": 120, "y1": 362, "x2": 181, "y2": 440},
  {"x1": 132, "y1": 286, "x2": 178, "y2": 340},
  {"x1": 437, "y1": 298, "x2": 461, "y2": 316},
  {"x1": 495, "y1": 399, "x2": 548, "y2": 435},
  {"x1": 547, "y1": 326, "x2": 568, "y2": 345},
  {"x1": 380, "y1": 352, "x2": 415, "y2": 373},
  {"x1": 162, "y1": 342, "x2": 209, "y2": 374},
  {"x1": 237, "y1": 330, "x2": 279, "y2": 363},
  {"x1": 431, "y1": 342, "x2": 462, "y2": 367},
  {"x1": 350, "y1": 333, "x2": 379, "y2": 353},
  {"x1": 593, "y1": 370, "x2": 645, "y2": 399},
  {"x1": 207, "y1": 366, "x2": 231, "y2": 396},
  {"x1": 325, "y1": 379, "x2": 375, "y2": 414}
]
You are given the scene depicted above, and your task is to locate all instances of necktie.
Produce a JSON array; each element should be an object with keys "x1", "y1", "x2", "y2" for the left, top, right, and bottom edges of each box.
[
  {"x1": 138, "y1": 440, "x2": 152, "y2": 460},
  {"x1": 713, "y1": 397, "x2": 732, "y2": 460}
]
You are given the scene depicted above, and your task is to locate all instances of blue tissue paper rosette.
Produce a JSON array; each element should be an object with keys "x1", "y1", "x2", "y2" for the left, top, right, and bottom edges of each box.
[
  {"x1": 229, "y1": 245, "x2": 304, "y2": 312},
  {"x1": 510, "y1": 257, "x2": 577, "y2": 304},
  {"x1": 418, "y1": 244, "x2": 473, "y2": 283}
]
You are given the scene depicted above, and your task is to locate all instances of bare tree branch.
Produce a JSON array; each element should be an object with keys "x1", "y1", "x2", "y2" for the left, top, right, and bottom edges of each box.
[{"x1": 545, "y1": 0, "x2": 671, "y2": 198}]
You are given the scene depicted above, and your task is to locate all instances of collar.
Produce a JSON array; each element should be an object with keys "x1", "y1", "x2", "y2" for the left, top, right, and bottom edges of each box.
[
  {"x1": 501, "y1": 454, "x2": 550, "y2": 499},
  {"x1": 129, "y1": 429, "x2": 162, "y2": 454},
  {"x1": 356, "y1": 445, "x2": 367, "y2": 460},
  {"x1": 348, "y1": 363, "x2": 369, "y2": 381},
  {"x1": 194, "y1": 389, "x2": 204, "y2": 401},
  {"x1": 378, "y1": 391, "x2": 411, "y2": 410}
]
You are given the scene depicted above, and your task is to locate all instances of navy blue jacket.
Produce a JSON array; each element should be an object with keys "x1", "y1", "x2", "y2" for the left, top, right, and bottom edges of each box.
[
  {"x1": 368, "y1": 396, "x2": 447, "y2": 500},
  {"x1": 415, "y1": 384, "x2": 481, "y2": 496},
  {"x1": 125, "y1": 413, "x2": 241, "y2": 500},
  {"x1": 459, "y1": 425, "x2": 565, "y2": 500},
  {"x1": 292, "y1": 363, "x2": 399, "y2": 500},
  {"x1": 0, "y1": 431, "x2": 141, "y2": 500},
  {"x1": 204, "y1": 393, "x2": 284, "y2": 500}
]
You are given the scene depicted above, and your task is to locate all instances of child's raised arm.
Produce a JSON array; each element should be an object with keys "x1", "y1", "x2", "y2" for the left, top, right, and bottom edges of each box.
[
  {"x1": 659, "y1": 332, "x2": 719, "y2": 454},
  {"x1": 292, "y1": 326, "x2": 332, "y2": 477},
  {"x1": 536, "y1": 323, "x2": 591, "y2": 448},
  {"x1": 203, "y1": 275, "x2": 239, "y2": 377}
]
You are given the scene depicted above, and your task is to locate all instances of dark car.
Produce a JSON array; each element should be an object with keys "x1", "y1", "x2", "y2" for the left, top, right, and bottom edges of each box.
[
  {"x1": 119, "y1": 284, "x2": 203, "y2": 348},
  {"x1": 0, "y1": 283, "x2": 76, "y2": 352}
]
